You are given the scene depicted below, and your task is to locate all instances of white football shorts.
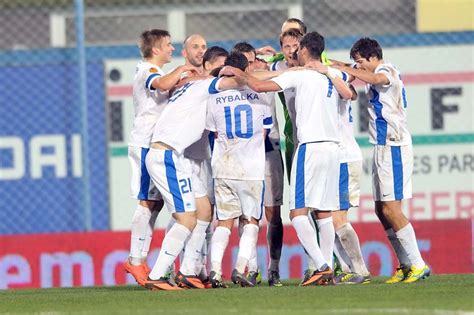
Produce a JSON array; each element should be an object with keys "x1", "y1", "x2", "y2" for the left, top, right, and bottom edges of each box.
[
  {"x1": 128, "y1": 146, "x2": 161, "y2": 201},
  {"x1": 372, "y1": 144, "x2": 413, "y2": 201},
  {"x1": 290, "y1": 142, "x2": 340, "y2": 211},
  {"x1": 264, "y1": 149, "x2": 284, "y2": 207},
  {"x1": 145, "y1": 148, "x2": 196, "y2": 213},
  {"x1": 214, "y1": 178, "x2": 264, "y2": 221},
  {"x1": 190, "y1": 158, "x2": 215, "y2": 203},
  {"x1": 337, "y1": 160, "x2": 362, "y2": 210}
]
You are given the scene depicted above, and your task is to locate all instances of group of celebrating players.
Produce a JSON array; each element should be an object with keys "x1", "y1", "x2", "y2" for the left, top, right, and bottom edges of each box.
[{"x1": 122, "y1": 18, "x2": 431, "y2": 291}]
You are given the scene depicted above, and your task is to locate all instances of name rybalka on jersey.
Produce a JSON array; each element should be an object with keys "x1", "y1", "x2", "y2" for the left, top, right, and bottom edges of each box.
[{"x1": 214, "y1": 92, "x2": 260, "y2": 104}]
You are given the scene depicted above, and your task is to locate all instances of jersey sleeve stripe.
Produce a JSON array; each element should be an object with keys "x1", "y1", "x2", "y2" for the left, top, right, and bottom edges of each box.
[
  {"x1": 208, "y1": 77, "x2": 221, "y2": 94},
  {"x1": 263, "y1": 116, "x2": 273, "y2": 126},
  {"x1": 271, "y1": 62, "x2": 277, "y2": 71},
  {"x1": 145, "y1": 73, "x2": 161, "y2": 91},
  {"x1": 341, "y1": 71, "x2": 348, "y2": 82}
]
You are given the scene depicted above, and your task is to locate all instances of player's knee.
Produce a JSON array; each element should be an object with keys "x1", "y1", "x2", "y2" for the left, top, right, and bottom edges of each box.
[
  {"x1": 175, "y1": 212, "x2": 197, "y2": 231},
  {"x1": 332, "y1": 211, "x2": 347, "y2": 229}
]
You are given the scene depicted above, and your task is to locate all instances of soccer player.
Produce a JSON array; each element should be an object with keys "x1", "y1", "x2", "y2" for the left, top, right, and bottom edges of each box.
[
  {"x1": 207, "y1": 52, "x2": 273, "y2": 288},
  {"x1": 225, "y1": 32, "x2": 352, "y2": 286},
  {"x1": 332, "y1": 83, "x2": 372, "y2": 284},
  {"x1": 143, "y1": 64, "x2": 247, "y2": 291},
  {"x1": 181, "y1": 46, "x2": 230, "y2": 286},
  {"x1": 270, "y1": 29, "x2": 303, "y2": 181},
  {"x1": 232, "y1": 42, "x2": 285, "y2": 287},
  {"x1": 123, "y1": 29, "x2": 196, "y2": 286},
  {"x1": 334, "y1": 37, "x2": 430, "y2": 283},
  {"x1": 175, "y1": 34, "x2": 215, "y2": 289}
]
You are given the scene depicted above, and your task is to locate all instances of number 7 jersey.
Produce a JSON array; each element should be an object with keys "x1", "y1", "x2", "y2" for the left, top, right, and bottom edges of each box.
[{"x1": 206, "y1": 88, "x2": 273, "y2": 180}]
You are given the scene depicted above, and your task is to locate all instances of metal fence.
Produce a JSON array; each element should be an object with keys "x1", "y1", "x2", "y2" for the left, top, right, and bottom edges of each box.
[{"x1": 0, "y1": 0, "x2": 473, "y2": 234}]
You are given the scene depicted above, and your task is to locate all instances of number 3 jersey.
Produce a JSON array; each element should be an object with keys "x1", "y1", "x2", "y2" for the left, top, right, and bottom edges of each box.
[{"x1": 206, "y1": 88, "x2": 273, "y2": 181}]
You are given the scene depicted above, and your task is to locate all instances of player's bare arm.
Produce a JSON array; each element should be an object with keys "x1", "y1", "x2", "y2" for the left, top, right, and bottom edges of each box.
[
  {"x1": 334, "y1": 64, "x2": 389, "y2": 86},
  {"x1": 305, "y1": 61, "x2": 352, "y2": 100},
  {"x1": 349, "y1": 84, "x2": 358, "y2": 101},
  {"x1": 249, "y1": 66, "x2": 303, "y2": 81},
  {"x1": 152, "y1": 64, "x2": 198, "y2": 91},
  {"x1": 223, "y1": 67, "x2": 282, "y2": 93}
]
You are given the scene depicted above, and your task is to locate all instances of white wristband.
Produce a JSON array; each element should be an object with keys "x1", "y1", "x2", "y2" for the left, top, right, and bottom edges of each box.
[{"x1": 326, "y1": 67, "x2": 338, "y2": 80}]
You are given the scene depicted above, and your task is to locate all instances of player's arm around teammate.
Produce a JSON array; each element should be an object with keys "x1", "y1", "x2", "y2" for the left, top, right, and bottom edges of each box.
[
  {"x1": 231, "y1": 42, "x2": 285, "y2": 286},
  {"x1": 335, "y1": 37, "x2": 430, "y2": 283},
  {"x1": 206, "y1": 52, "x2": 272, "y2": 288},
  {"x1": 124, "y1": 29, "x2": 196, "y2": 287}
]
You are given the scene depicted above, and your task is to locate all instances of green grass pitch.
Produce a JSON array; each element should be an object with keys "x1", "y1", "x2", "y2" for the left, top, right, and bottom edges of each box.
[{"x1": 1, "y1": 274, "x2": 473, "y2": 314}]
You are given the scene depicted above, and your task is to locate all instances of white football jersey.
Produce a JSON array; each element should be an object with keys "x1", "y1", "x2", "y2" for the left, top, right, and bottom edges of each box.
[
  {"x1": 151, "y1": 77, "x2": 221, "y2": 154},
  {"x1": 366, "y1": 63, "x2": 411, "y2": 146},
  {"x1": 272, "y1": 70, "x2": 340, "y2": 144},
  {"x1": 338, "y1": 98, "x2": 363, "y2": 163},
  {"x1": 206, "y1": 88, "x2": 273, "y2": 180},
  {"x1": 129, "y1": 62, "x2": 168, "y2": 148}
]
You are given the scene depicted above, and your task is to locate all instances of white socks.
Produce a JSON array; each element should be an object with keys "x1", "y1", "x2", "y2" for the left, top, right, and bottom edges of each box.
[
  {"x1": 248, "y1": 248, "x2": 259, "y2": 273},
  {"x1": 316, "y1": 216, "x2": 335, "y2": 268},
  {"x1": 334, "y1": 236, "x2": 352, "y2": 273},
  {"x1": 180, "y1": 219, "x2": 209, "y2": 275},
  {"x1": 386, "y1": 228, "x2": 411, "y2": 268},
  {"x1": 210, "y1": 226, "x2": 231, "y2": 275},
  {"x1": 291, "y1": 215, "x2": 327, "y2": 271},
  {"x1": 129, "y1": 205, "x2": 152, "y2": 265},
  {"x1": 396, "y1": 223, "x2": 425, "y2": 269},
  {"x1": 336, "y1": 223, "x2": 369, "y2": 276},
  {"x1": 148, "y1": 223, "x2": 190, "y2": 280},
  {"x1": 141, "y1": 208, "x2": 159, "y2": 259},
  {"x1": 235, "y1": 224, "x2": 259, "y2": 274},
  {"x1": 267, "y1": 221, "x2": 283, "y2": 272}
]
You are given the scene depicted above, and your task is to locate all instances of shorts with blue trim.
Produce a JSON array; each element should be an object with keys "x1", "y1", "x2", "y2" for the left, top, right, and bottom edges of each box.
[
  {"x1": 372, "y1": 144, "x2": 413, "y2": 201},
  {"x1": 214, "y1": 178, "x2": 264, "y2": 221},
  {"x1": 290, "y1": 142, "x2": 340, "y2": 211},
  {"x1": 336, "y1": 160, "x2": 362, "y2": 210},
  {"x1": 128, "y1": 146, "x2": 162, "y2": 201},
  {"x1": 145, "y1": 148, "x2": 196, "y2": 213}
]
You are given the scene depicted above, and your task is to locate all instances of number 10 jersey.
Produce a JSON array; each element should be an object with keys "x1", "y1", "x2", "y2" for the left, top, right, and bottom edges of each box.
[{"x1": 206, "y1": 88, "x2": 273, "y2": 181}]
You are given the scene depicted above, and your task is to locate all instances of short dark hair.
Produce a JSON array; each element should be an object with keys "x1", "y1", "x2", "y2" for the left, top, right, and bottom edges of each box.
[
  {"x1": 139, "y1": 29, "x2": 170, "y2": 59},
  {"x1": 203, "y1": 46, "x2": 229, "y2": 65},
  {"x1": 284, "y1": 18, "x2": 307, "y2": 34},
  {"x1": 231, "y1": 42, "x2": 256, "y2": 57},
  {"x1": 279, "y1": 28, "x2": 303, "y2": 47},
  {"x1": 210, "y1": 66, "x2": 223, "y2": 77},
  {"x1": 224, "y1": 51, "x2": 249, "y2": 71},
  {"x1": 350, "y1": 37, "x2": 383, "y2": 61},
  {"x1": 299, "y1": 32, "x2": 325, "y2": 60}
]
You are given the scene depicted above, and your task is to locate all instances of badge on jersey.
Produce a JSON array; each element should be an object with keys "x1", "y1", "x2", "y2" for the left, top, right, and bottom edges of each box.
[{"x1": 149, "y1": 67, "x2": 158, "y2": 73}]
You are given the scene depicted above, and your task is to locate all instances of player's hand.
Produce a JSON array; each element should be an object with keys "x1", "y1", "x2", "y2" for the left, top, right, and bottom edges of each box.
[
  {"x1": 305, "y1": 60, "x2": 328, "y2": 74},
  {"x1": 256, "y1": 45, "x2": 277, "y2": 56},
  {"x1": 219, "y1": 66, "x2": 244, "y2": 77},
  {"x1": 333, "y1": 63, "x2": 353, "y2": 70},
  {"x1": 180, "y1": 64, "x2": 199, "y2": 75}
]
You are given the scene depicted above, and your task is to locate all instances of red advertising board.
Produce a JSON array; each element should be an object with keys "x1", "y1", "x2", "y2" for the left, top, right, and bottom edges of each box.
[{"x1": 0, "y1": 219, "x2": 471, "y2": 289}]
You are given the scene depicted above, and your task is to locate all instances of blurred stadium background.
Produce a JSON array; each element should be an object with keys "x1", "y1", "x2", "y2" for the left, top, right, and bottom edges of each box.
[{"x1": 0, "y1": 0, "x2": 472, "y2": 289}]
